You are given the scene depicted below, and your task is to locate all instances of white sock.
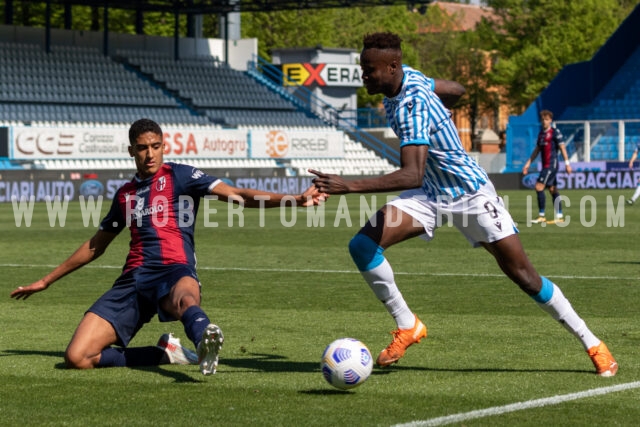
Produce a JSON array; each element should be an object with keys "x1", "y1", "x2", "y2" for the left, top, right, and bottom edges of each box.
[
  {"x1": 536, "y1": 283, "x2": 600, "y2": 350},
  {"x1": 632, "y1": 185, "x2": 640, "y2": 202},
  {"x1": 361, "y1": 258, "x2": 415, "y2": 329}
]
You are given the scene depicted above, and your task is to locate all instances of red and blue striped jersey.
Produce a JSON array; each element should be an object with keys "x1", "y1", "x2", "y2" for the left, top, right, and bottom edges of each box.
[
  {"x1": 100, "y1": 162, "x2": 220, "y2": 273},
  {"x1": 535, "y1": 126, "x2": 565, "y2": 169}
]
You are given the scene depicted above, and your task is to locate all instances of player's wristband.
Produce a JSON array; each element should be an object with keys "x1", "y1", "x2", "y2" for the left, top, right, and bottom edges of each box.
[{"x1": 565, "y1": 160, "x2": 570, "y2": 166}]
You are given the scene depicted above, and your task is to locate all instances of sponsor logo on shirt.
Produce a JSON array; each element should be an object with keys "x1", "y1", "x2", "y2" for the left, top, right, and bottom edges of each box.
[
  {"x1": 136, "y1": 186, "x2": 150, "y2": 196},
  {"x1": 191, "y1": 168, "x2": 204, "y2": 179}
]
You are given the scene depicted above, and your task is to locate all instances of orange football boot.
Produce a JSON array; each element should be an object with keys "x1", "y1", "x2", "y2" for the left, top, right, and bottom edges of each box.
[{"x1": 376, "y1": 315, "x2": 427, "y2": 367}]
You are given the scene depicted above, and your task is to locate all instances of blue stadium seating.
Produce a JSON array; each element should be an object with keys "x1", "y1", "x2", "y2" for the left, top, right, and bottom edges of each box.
[
  {"x1": 560, "y1": 44, "x2": 640, "y2": 160},
  {"x1": 0, "y1": 42, "x2": 327, "y2": 128},
  {"x1": 506, "y1": 5, "x2": 640, "y2": 168}
]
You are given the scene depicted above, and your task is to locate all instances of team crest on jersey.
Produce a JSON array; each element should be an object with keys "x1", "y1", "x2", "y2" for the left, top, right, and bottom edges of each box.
[
  {"x1": 192, "y1": 168, "x2": 204, "y2": 179},
  {"x1": 156, "y1": 176, "x2": 166, "y2": 192}
]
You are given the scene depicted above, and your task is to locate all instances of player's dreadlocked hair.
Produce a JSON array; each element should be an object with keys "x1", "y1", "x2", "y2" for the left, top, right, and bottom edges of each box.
[{"x1": 362, "y1": 32, "x2": 402, "y2": 50}]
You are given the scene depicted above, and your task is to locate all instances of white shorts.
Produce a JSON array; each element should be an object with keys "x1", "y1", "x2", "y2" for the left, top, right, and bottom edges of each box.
[{"x1": 387, "y1": 182, "x2": 518, "y2": 247}]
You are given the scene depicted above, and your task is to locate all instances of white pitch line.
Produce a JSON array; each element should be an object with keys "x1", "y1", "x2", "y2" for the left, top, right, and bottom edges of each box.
[
  {"x1": 393, "y1": 381, "x2": 640, "y2": 427},
  {"x1": 0, "y1": 263, "x2": 638, "y2": 281}
]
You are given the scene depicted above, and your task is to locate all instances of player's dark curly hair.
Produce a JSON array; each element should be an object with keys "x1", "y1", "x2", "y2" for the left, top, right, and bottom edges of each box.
[
  {"x1": 362, "y1": 32, "x2": 402, "y2": 50},
  {"x1": 129, "y1": 118, "x2": 163, "y2": 145}
]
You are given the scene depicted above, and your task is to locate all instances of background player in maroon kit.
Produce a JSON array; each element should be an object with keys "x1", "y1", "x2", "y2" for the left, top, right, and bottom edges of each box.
[
  {"x1": 522, "y1": 110, "x2": 573, "y2": 224},
  {"x1": 10, "y1": 118, "x2": 327, "y2": 375}
]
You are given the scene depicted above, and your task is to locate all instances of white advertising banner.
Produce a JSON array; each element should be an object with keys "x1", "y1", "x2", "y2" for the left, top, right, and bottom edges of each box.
[
  {"x1": 163, "y1": 128, "x2": 248, "y2": 159},
  {"x1": 250, "y1": 129, "x2": 344, "y2": 159},
  {"x1": 10, "y1": 127, "x2": 249, "y2": 159}
]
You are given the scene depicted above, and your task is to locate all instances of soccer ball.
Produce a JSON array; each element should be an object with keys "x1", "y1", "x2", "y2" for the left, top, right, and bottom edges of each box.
[{"x1": 321, "y1": 338, "x2": 373, "y2": 390}]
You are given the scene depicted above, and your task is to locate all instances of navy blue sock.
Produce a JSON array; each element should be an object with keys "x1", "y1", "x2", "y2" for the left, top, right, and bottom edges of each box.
[
  {"x1": 123, "y1": 346, "x2": 165, "y2": 366},
  {"x1": 98, "y1": 347, "x2": 126, "y2": 367},
  {"x1": 181, "y1": 306, "x2": 211, "y2": 348},
  {"x1": 98, "y1": 346, "x2": 166, "y2": 367},
  {"x1": 536, "y1": 190, "x2": 546, "y2": 214}
]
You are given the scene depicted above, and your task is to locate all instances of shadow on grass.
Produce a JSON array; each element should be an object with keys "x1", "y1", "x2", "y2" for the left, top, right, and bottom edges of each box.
[
  {"x1": 301, "y1": 389, "x2": 358, "y2": 395},
  {"x1": 129, "y1": 366, "x2": 201, "y2": 383},
  {"x1": 220, "y1": 352, "x2": 319, "y2": 373},
  {"x1": 1, "y1": 349, "x2": 201, "y2": 383},
  {"x1": 0, "y1": 349, "x2": 65, "y2": 362},
  {"x1": 219, "y1": 352, "x2": 593, "y2": 375},
  {"x1": 2, "y1": 349, "x2": 593, "y2": 377}
]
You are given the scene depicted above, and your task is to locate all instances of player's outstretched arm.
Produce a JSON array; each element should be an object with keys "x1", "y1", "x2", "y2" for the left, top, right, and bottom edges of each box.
[
  {"x1": 433, "y1": 78, "x2": 465, "y2": 109},
  {"x1": 10, "y1": 230, "x2": 117, "y2": 300},
  {"x1": 310, "y1": 144, "x2": 427, "y2": 194},
  {"x1": 210, "y1": 181, "x2": 328, "y2": 208}
]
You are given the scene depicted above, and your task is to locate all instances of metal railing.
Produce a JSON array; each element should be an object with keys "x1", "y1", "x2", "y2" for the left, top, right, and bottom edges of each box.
[{"x1": 506, "y1": 119, "x2": 640, "y2": 172}]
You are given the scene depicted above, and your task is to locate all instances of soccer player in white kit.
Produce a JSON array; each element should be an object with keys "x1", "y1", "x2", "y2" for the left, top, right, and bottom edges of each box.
[{"x1": 310, "y1": 32, "x2": 617, "y2": 376}]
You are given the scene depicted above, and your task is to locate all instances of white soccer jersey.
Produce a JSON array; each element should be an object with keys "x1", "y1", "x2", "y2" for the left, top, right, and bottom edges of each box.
[{"x1": 383, "y1": 65, "x2": 489, "y2": 199}]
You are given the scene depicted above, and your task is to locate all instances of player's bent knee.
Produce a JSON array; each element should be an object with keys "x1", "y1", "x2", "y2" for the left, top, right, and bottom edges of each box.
[
  {"x1": 64, "y1": 347, "x2": 95, "y2": 370},
  {"x1": 64, "y1": 350, "x2": 85, "y2": 369}
]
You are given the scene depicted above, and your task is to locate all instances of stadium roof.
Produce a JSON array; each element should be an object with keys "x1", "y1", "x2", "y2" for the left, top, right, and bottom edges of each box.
[
  {"x1": 16, "y1": 0, "x2": 434, "y2": 14},
  {"x1": 10, "y1": 0, "x2": 434, "y2": 60}
]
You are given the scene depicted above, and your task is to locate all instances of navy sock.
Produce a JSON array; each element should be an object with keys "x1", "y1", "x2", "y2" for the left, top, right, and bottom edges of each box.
[
  {"x1": 98, "y1": 346, "x2": 165, "y2": 367},
  {"x1": 98, "y1": 347, "x2": 126, "y2": 367},
  {"x1": 536, "y1": 190, "x2": 546, "y2": 214},
  {"x1": 123, "y1": 346, "x2": 165, "y2": 367},
  {"x1": 181, "y1": 306, "x2": 211, "y2": 348}
]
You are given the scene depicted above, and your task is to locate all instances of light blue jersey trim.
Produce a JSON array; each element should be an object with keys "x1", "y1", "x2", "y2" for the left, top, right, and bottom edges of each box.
[
  {"x1": 399, "y1": 138, "x2": 429, "y2": 147},
  {"x1": 427, "y1": 77, "x2": 435, "y2": 90}
]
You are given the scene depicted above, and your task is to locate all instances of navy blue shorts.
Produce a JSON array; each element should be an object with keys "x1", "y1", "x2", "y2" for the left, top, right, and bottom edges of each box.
[
  {"x1": 537, "y1": 168, "x2": 558, "y2": 187},
  {"x1": 87, "y1": 264, "x2": 200, "y2": 347}
]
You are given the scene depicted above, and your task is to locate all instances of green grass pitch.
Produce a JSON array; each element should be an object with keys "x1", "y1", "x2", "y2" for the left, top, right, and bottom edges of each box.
[{"x1": 1, "y1": 189, "x2": 639, "y2": 426}]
